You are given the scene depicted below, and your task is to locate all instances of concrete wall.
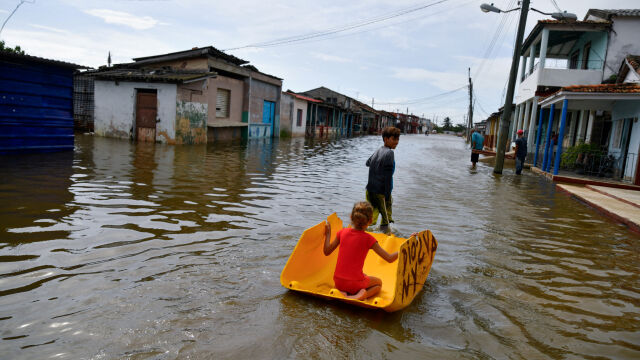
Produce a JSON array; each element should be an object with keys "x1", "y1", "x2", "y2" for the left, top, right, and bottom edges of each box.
[
  {"x1": 605, "y1": 17, "x2": 640, "y2": 80},
  {"x1": 94, "y1": 80, "x2": 177, "y2": 143},
  {"x1": 539, "y1": 68, "x2": 603, "y2": 88},
  {"x1": 208, "y1": 76, "x2": 244, "y2": 126},
  {"x1": 303, "y1": 87, "x2": 354, "y2": 111},
  {"x1": 567, "y1": 31, "x2": 608, "y2": 71},
  {"x1": 280, "y1": 93, "x2": 293, "y2": 135},
  {"x1": 142, "y1": 58, "x2": 209, "y2": 71},
  {"x1": 248, "y1": 78, "x2": 281, "y2": 139},
  {"x1": 292, "y1": 98, "x2": 308, "y2": 137}
]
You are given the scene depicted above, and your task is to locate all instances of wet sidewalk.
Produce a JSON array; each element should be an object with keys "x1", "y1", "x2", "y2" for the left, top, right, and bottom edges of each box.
[
  {"x1": 556, "y1": 184, "x2": 640, "y2": 233},
  {"x1": 527, "y1": 166, "x2": 640, "y2": 233}
]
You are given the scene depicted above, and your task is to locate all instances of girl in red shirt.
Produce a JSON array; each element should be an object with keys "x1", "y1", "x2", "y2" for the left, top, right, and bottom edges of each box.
[{"x1": 323, "y1": 202, "x2": 398, "y2": 301}]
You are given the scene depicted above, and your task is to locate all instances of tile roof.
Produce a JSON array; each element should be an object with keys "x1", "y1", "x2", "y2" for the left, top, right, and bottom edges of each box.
[
  {"x1": 559, "y1": 83, "x2": 640, "y2": 93},
  {"x1": 284, "y1": 91, "x2": 322, "y2": 103}
]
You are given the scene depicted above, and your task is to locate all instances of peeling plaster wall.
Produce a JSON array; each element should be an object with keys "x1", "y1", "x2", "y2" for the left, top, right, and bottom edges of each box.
[
  {"x1": 94, "y1": 80, "x2": 177, "y2": 142},
  {"x1": 176, "y1": 101, "x2": 207, "y2": 144}
]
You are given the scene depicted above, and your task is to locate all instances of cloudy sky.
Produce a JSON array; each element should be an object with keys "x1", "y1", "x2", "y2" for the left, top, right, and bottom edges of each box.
[{"x1": 1, "y1": 0, "x2": 636, "y2": 125}]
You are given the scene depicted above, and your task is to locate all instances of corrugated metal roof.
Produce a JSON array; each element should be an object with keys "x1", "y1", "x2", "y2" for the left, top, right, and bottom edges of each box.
[
  {"x1": 0, "y1": 51, "x2": 89, "y2": 69},
  {"x1": 90, "y1": 69, "x2": 216, "y2": 83},
  {"x1": 585, "y1": 9, "x2": 640, "y2": 20},
  {"x1": 132, "y1": 46, "x2": 248, "y2": 66}
]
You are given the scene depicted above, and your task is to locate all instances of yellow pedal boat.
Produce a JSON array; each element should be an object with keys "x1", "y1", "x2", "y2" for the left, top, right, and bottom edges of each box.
[{"x1": 280, "y1": 213, "x2": 438, "y2": 312}]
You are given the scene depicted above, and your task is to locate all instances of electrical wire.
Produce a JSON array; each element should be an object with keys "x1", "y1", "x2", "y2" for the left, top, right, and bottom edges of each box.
[
  {"x1": 242, "y1": 0, "x2": 475, "y2": 50},
  {"x1": 223, "y1": 0, "x2": 450, "y2": 50},
  {"x1": 0, "y1": 0, "x2": 35, "y2": 38},
  {"x1": 374, "y1": 85, "x2": 467, "y2": 106},
  {"x1": 549, "y1": 0, "x2": 562, "y2": 13}
]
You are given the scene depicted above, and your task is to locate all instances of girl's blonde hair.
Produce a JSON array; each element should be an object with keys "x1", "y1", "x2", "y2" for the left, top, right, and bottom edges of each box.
[{"x1": 351, "y1": 201, "x2": 373, "y2": 230}]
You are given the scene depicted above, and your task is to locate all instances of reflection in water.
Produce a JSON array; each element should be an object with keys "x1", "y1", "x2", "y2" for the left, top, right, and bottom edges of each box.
[{"x1": 0, "y1": 134, "x2": 638, "y2": 359}]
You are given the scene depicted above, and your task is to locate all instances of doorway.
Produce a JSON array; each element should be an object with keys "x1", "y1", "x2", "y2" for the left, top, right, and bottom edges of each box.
[{"x1": 135, "y1": 89, "x2": 158, "y2": 142}]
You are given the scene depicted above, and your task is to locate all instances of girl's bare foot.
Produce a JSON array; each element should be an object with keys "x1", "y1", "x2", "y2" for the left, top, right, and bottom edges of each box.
[{"x1": 342, "y1": 288, "x2": 366, "y2": 300}]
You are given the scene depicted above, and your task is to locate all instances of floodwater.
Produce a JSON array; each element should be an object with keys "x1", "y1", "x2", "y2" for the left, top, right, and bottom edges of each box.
[{"x1": 0, "y1": 134, "x2": 638, "y2": 359}]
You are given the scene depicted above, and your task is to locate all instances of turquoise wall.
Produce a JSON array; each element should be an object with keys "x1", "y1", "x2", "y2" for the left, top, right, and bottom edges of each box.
[{"x1": 568, "y1": 31, "x2": 608, "y2": 70}]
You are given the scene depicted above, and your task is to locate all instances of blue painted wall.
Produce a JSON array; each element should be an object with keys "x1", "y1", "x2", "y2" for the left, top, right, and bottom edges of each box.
[
  {"x1": 0, "y1": 56, "x2": 75, "y2": 153},
  {"x1": 568, "y1": 31, "x2": 608, "y2": 70}
]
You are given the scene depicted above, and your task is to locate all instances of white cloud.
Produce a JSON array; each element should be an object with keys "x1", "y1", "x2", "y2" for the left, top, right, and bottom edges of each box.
[
  {"x1": 312, "y1": 52, "x2": 352, "y2": 63},
  {"x1": 29, "y1": 24, "x2": 69, "y2": 34},
  {"x1": 3, "y1": 28, "x2": 174, "y2": 68},
  {"x1": 84, "y1": 9, "x2": 161, "y2": 30}
]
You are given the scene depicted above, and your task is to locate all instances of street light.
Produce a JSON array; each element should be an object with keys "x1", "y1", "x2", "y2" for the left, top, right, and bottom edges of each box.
[{"x1": 479, "y1": 1, "x2": 575, "y2": 174}]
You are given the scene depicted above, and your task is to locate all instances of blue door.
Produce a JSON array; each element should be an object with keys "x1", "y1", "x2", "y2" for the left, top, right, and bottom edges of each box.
[{"x1": 262, "y1": 100, "x2": 275, "y2": 137}]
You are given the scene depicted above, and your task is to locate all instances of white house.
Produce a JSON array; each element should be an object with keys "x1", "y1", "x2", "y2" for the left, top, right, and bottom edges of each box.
[
  {"x1": 513, "y1": 9, "x2": 640, "y2": 158},
  {"x1": 279, "y1": 91, "x2": 321, "y2": 137},
  {"x1": 93, "y1": 68, "x2": 216, "y2": 144}
]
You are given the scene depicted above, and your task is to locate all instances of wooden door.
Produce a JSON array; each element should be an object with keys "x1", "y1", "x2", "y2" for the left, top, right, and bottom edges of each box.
[{"x1": 136, "y1": 90, "x2": 157, "y2": 142}]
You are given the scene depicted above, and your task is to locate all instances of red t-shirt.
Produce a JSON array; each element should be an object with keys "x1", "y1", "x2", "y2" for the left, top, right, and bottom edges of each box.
[{"x1": 333, "y1": 228, "x2": 377, "y2": 281}]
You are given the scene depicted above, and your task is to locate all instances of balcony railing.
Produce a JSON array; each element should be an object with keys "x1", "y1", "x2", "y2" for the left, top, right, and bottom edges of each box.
[{"x1": 542, "y1": 59, "x2": 604, "y2": 70}]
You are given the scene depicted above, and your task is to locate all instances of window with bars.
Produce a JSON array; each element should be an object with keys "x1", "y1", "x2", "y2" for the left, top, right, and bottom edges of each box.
[{"x1": 216, "y1": 89, "x2": 230, "y2": 118}]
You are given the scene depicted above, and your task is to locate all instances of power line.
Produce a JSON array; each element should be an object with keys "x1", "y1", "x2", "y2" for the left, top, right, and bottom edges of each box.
[
  {"x1": 247, "y1": 0, "x2": 474, "y2": 50},
  {"x1": 0, "y1": 0, "x2": 35, "y2": 38},
  {"x1": 473, "y1": 0, "x2": 518, "y2": 80},
  {"x1": 374, "y1": 85, "x2": 467, "y2": 106},
  {"x1": 223, "y1": 0, "x2": 450, "y2": 50},
  {"x1": 549, "y1": 0, "x2": 562, "y2": 13}
]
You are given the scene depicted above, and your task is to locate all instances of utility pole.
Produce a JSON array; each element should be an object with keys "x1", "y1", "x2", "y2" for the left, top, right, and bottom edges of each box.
[
  {"x1": 467, "y1": 67, "x2": 473, "y2": 142},
  {"x1": 494, "y1": 0, "x2": 530, "y2": 174},
  {"x1": 372, "y1": 98, "x2": 374, "y2": 108}
]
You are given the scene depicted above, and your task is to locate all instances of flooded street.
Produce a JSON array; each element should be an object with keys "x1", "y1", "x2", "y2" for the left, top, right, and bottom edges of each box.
[{"x1": 1, "y1": 134, "x2": 638, "y2": 359}]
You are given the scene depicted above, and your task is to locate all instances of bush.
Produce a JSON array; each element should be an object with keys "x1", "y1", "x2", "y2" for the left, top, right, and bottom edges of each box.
[
  {"x1": 561, "y1": 142, "x2": 603, "y2": 169},
  {"x1": 280, "y1": 129, "x2": 291, "y2": 138}
]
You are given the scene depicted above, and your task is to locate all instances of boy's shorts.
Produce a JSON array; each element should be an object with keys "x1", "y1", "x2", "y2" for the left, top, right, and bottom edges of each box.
[
  {"x1": 471, "y1": 152, "x2": 479, "y2": 162},
  {"x1": 333, "y1": 276, "x2": 371, "y2": 295}
]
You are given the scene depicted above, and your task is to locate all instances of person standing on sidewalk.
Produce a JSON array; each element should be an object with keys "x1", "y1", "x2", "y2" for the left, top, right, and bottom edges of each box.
[
  {"x1": 366, "y1": 127, "x2": 400, "y2": 234},
  {"x1": 470, "y1": 129, "x2": 484, "y2": 170},
  {"x1": 514, "y1": 129, "x2": 528, "y2": 175}
]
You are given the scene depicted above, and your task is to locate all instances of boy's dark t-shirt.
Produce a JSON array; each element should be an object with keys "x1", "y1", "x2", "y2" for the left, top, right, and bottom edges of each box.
[
  {"x1": 515, "y1": 137, "x2": 527, "y2": 159},
  {"x1": 366, "y1": 145, "x2": 395, "y2": 198}
]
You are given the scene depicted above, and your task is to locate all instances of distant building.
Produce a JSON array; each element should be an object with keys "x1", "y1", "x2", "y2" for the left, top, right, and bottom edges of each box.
[
  {"x1": 0, "y1": 52, "x2": 86, "y2": 153},
  {"x1": 280, "y1": 91, "x2": 321, "y2": 137},
  {"x1": 92, "y1": 68, "x2": 216, "y2": 144},
  {"x1": 95, "y1": 46, "x2": 283, "y2": 142}
]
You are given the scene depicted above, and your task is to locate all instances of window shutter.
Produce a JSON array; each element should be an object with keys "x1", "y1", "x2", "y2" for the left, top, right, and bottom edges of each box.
[{"x1": 216, "y1": 89, "x2": 230, "y2": 118}]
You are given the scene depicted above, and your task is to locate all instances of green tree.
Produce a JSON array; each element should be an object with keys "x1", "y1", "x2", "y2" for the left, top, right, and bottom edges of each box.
[
  {"x1": 453, "y1": 123, "x2": 466, "y2": 132},
  {"x1": 0, "y1": 40, "x2": 25, "y2": 55},
  {"x1": 442, "y1": 117, "x2": 452, "y2": 130}
]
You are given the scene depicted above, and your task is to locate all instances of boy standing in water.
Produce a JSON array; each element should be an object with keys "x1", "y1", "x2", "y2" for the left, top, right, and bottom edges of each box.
[{"x1": 366, "y1": 127, "x2": 401, "y2": 234}]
